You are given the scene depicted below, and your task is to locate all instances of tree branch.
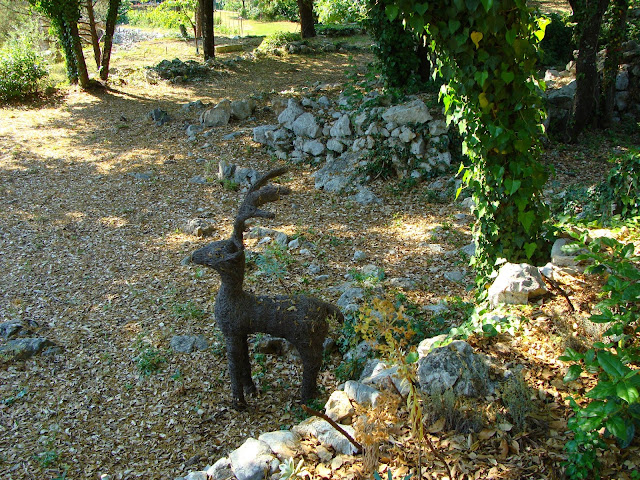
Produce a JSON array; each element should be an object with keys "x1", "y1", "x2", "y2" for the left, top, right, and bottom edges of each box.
[{"x1": 301, "y1": 405, "x2": 362, "y2": 454}]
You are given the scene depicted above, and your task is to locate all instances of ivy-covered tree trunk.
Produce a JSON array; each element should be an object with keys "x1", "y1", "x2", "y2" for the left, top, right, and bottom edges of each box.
[
  {"x1": 297, "y1": 0, "x2": 315, "y2": 38},
  {"x1": 99, "y1": 0, "x2": 121, "y2": 81},
  {"x1": 568, "y1": 0, "x2": 610, "y2": 141},
  {"x1": 69, "y1": 18, "x2": 90, "y2": 87},
  {"x1": 393, "y1": 0, "x2": 549, "y2": 290},
  {"x1": 600, "y1": 0, "x2": 629, "y2": 128},
  {"x1": 200, "y1": 0, "x2": 215, "y2": 60},
  {"x1": 30, "y1": 0, "x2": 90, "y2": 87}
]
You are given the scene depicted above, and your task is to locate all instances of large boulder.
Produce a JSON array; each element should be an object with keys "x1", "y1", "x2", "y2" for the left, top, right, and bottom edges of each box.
[
  {"x1": 229, "y1": 438, "x2": 276, "y2": 480},
  {"x1": 417, "y1": 340, "x2": 495, "y2": 397},
  {"x1": 231, "y1": 99, "x2": 257, "y2": 120},
  {"x1": 200, "y1": 99, "x2": 231, "y2": 127},
  {"x1": 0, "y1": 338, "x2": 56, "y2": 362},
  {"x1": 292, "y1": 112, "x2": 321, "y2": 138},
  {"x1": 330, "y1": 114, "x2": 352, "y2": 137},
  {"x1": 252, "y1": 125, "x2": 278, "y2": 145},
  {"x1": 277, "y1": 99, "x2": 304, "y2": 129},
  {"x1": 382, "y1": 99, "x2": 432, "y2": 125},
  {"x1": 487, "y1": 262, "x2": 548, "y2": 307},
  {"x1": 257, "y1": 431, "x2": 302, "y2": 459},
  {"x1": 293, "y1": 417, "x2": 358, "y2": 455}
]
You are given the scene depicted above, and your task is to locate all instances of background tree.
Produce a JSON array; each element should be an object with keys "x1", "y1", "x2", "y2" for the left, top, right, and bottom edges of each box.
[
  {"x1": 200, "y1": 0, "x2": 215, "y2": 60},
  {"x1": 99, "y1": 0, "x2": 121, "y2": 80},
  {"x1": 297, "y1": 0, "x2": 315, "y2": 38},
  {"x1": 85, "y1": 0, "x2": 102, "y2": 69},
  {"x1": 567, "y1": 0, "x2": 611, "y2": 141},
  {"x1": 599, "y1": 0, "x2": 629, "y2": 129}
]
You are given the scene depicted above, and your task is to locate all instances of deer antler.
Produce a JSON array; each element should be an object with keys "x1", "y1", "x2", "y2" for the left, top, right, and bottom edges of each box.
[{"x1": 232, "y1": 167, "x2": 291, "y2": 248}]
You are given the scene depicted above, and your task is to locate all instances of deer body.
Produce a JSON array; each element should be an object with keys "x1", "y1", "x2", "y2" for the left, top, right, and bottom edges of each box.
[{"x1": 186, "y1": 168, "x2": 343, "y2": 408}]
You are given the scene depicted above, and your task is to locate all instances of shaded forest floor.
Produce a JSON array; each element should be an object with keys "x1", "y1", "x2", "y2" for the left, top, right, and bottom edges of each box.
[{"x1": 0, "y1": 34, "x2": 639, "y2": 480}]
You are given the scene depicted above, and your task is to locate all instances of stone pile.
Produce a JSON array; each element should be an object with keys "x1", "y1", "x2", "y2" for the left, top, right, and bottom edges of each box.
[{"x1": 252, "y1": 96, "x2": 452, "y2": 196}]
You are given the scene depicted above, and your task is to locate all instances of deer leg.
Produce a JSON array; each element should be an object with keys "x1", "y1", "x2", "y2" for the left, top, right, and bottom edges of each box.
[
  {"x1": 239, "y1": 335, "x2": 257, "y2": 395},
  {"x1": 299, "y1": 349, "x2": 322, "y2": 402},
  {"x1": 225, "y1": 334, "x2": 253, "y2": 408}
]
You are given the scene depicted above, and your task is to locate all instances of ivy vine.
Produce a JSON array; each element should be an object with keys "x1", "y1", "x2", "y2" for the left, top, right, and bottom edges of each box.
[
  {"x1": 390, "y1": 0, "x2": 550, "y2": 291},
  {"x1": 29, "y1": 0, "x2": 82, "y2": 83}
]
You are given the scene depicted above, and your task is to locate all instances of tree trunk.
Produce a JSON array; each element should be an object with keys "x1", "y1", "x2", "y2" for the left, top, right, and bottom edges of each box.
[
  {"x1": 600, "y1": 0, "x2": 629, "y2": 128},
  {"x1": 568, "y1": 0, "x2": 610, "y2": 141},
  {"x1": 297, "y1": 0, "x2": 315, "y2": 39},
  {"x1": 196, "y1": 1, "x2": 202, "y2": 39},
  {"x1": 85, "y1": 0, "x2": 101, "y2": 69},
  {"x1": 69, "y1": 19, "x2": 91, "y2": 88},
  {"x1": 200, "y1": 0, "x2": 215, "y2": 60},
  {"x1": 55, "y1": 17, "x2": 79, "y2": 84},
  {"x1": 100, "y1": 0, "x2": 120, "y2": 81}
]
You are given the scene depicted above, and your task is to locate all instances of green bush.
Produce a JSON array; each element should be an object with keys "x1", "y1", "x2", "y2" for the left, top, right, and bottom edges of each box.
[
  {"x1": 0, "y1": 36, "x2": 48, "y2": 101},
  {"x1": 553, "y1": 150, "x2": 640, "y2": 223},
  {"x1": 259, "y1": 30, "x2": 301, "y2": 50},
  {"x1": 126, "y1": 0, "x2": 195, "y2": 30},
  {"x1": 256, "y1": 0, "x2": 299, "y2": 21},
  {"x1": 602, "y1": 149, "x2": 640, "y2": 219},
  {"x1": 364, "y1": 0, "x2": 430, "y2": 91},
  {"x1": 316, "y1": 0, "x2": 367, "y2": 25},
  {"x1": 539, "y1": 12, "x2": 576, "y2": 67},
  {"x1": 560, "y1": 232, "x2": 640, "y2": 479}
]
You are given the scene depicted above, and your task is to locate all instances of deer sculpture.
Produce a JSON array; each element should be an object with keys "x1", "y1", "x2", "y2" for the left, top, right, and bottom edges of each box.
[{"x1": 183, "y1": 167, "x2": 343, "y2": 408}]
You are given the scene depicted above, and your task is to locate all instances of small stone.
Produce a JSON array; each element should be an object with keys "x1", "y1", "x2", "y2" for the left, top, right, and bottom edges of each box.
[
  {"x1": 170, "y1": 335, "x2": 209, "y2": 353},
  {"x1": 444, "y1": 270, "x2": 465, "y2": 283},
  {"x1": 353, "y1": 250, "x2": 367, "y2": 262},
  {"x1": 288, "y1": 238, "x2": 300, "y2": 250}
]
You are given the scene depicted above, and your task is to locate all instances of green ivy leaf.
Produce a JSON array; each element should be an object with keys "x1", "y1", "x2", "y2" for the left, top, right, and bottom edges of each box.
[
  {"x1": 482, "y1": 323, "x2": 499, "y2": 337},
  {"x1": 505, "y1": 28, "x2": 517, "y2": 46},
  {"x1": 480, "y1": 0, "x2": 494, "y2": 12},
  {"x1": 504, "y1": 178, "x2": 521, "y2": 195},
  {"x1": 449, "y1": 19, "x2": 461, "y2": 34},
  {"x1": 501, "y1": 71, "x2": 515, "y2": 84},
  {"x1": 524, "y1": 242, "x2": 537, "y2": 259},
  {"x1": 385, "y1": 4, "x2": 399, "y2": 21},
  {"x1": 415, "y1": 2, "x2": 430, "y2": 16},
  {"x1": 517, "y1": 210, "x2": 535, "y2": 234},
  {"x1": 474, "y1": 70, "x2": 489, "y2": 87}
]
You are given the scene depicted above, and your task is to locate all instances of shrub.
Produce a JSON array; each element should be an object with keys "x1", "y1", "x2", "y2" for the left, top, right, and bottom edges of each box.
[
  {"x1": 560, "y1": 232, "x2": 640, "y2": 479},
  {"x1": 126, "y1": 0, "x2": 195, "y2": 30},
  {"x1": 0, "y1": 36, "x2": 48, "y2": 101},
  {"x1": 257, "y1": 0, "x2": 299, "y2": 21},
  {"x1": 601, "y1": 149, "x2": 640, "y2": 219},
  {"x1": 258, "y1": 30, "x2": 302, "y2": 50},
  {"x1": 316, "y1": 0, "x2": 367, "y2": 25},
  {"x1": 539, "y1": 12, "x2": 576, "y2": 67}
]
